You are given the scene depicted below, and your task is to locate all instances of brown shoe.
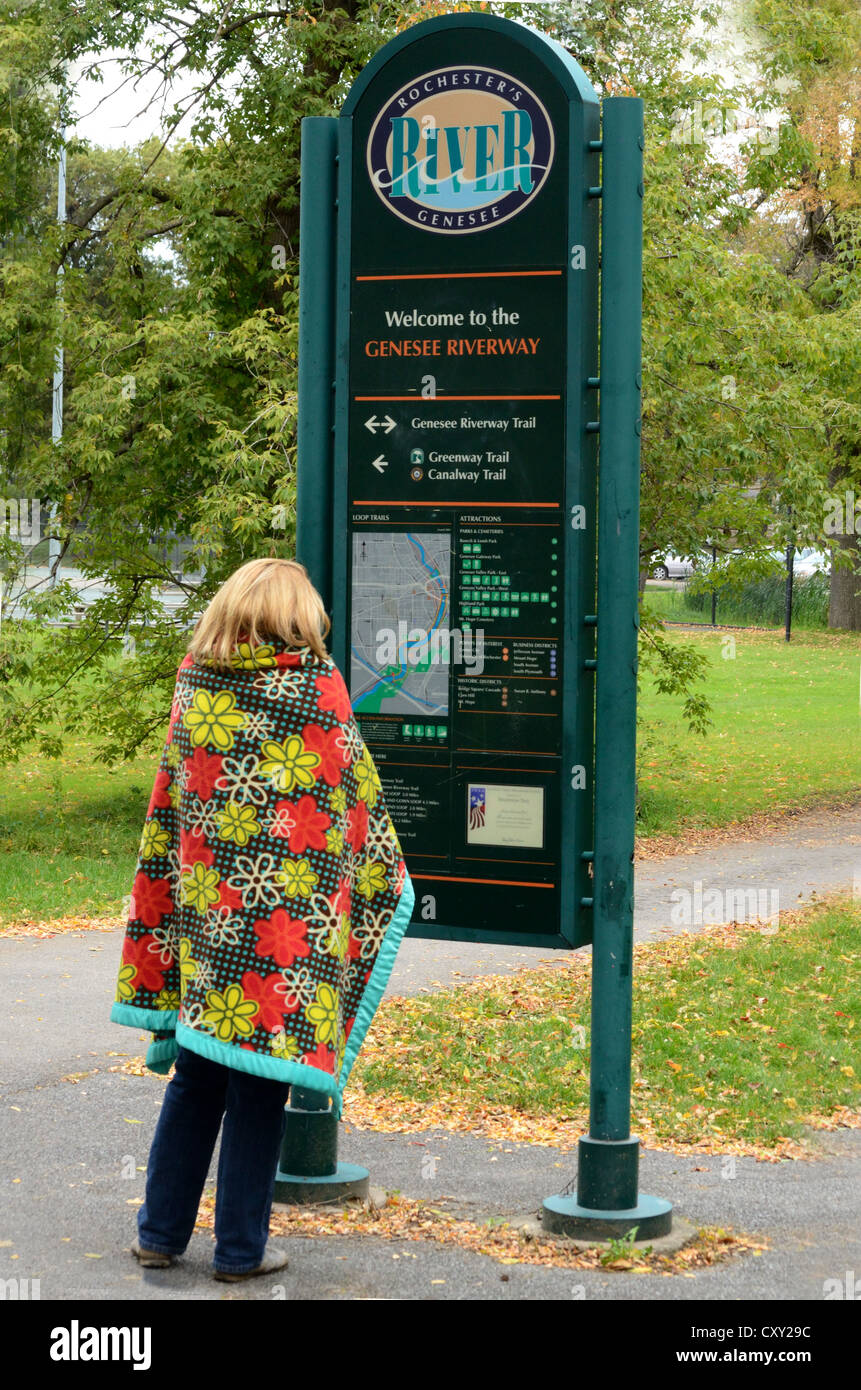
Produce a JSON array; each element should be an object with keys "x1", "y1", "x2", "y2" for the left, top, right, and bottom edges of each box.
[
  {"x1": 213, "y1": 1244, "x2": 289, "y2": 1282},
  {"x1": 131, "y1": 1238, "x2": 177, "y2": 1269}
]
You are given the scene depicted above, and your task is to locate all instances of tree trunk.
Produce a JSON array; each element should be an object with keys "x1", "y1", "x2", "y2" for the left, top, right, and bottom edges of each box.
[{"x1": 828, "y1": 531, "x2": 861, "y2": 630}]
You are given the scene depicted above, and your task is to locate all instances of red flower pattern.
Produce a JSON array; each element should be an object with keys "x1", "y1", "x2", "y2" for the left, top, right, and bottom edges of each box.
[
  {"x1": 314, "y1": 669, "x2": 352, "y2": 722},
  {"x1": 345, "y1": 801, "x2": 368, "y2": 851},
  {"x1": 122, "y1": 933, "x2": 169, "y2": 993},
  {"x1": 283, "y1": 795, "x2": 331, "y2": 854},
  {"x1": 180, "y1": 827, "x2": 214, "y2": 868},
  {"x1": 253, "y1": 908, "x2": 311, "y2": 968},
  {"x1": 301, "y1": 723, "x2": 349, "y2": 785},
  {"x1": 130, "y1": 872, "x2": 174, "y2": 928},
  {"x1": 146, "y1": 768, "x2": 172, "y2": 815},
  {"x1": 185, "y1": 748, "x2": 223, "y2": 799},
  {"x1": 241, "y1": 970, "x2": 299, "y2": 1032},
  {"x1": 301, "y1": 1042, "x2": 336, "y2": 1074}
]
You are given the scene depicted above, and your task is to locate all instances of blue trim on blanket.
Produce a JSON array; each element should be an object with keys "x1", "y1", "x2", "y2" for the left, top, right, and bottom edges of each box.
[
  {"x1": 145, "y1": 1036, "x2": 180, "y2": 1074},
  {"x1": 336, "y1": 873, "x2": 415, "y2": 1116},
  {"x1": 111, "y1": 1002, "x2": 179, "y2": 1032},
  {"x1": 110, "y1": 875, "x2": 415, "y2": 1109},
  {"x1": 174, "y1": 1023, "x2": 340, "y2": 1101}
]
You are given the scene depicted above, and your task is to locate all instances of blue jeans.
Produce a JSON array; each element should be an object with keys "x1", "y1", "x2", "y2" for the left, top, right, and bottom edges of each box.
[{"x1": 137, "y1": 1045, "x2": 291, "y2": 1273}]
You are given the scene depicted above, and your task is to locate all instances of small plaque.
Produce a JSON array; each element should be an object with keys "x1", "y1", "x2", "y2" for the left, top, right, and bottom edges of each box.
[{"x1": 467, "y1": 783, "x2": 544, "y2": 849}]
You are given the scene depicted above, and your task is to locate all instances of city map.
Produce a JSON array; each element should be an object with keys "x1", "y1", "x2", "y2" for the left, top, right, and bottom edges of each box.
[{"x1": 350, "y1": 530, "x2": 451, "y2": 716}]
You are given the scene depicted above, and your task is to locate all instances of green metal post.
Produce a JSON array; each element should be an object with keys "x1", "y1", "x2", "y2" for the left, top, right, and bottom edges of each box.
[
  {"x1": 295, "y1": 116, "x2": 338, "y2": 617},
  {"x1": 275, "y1": 116, "x2": 369, "y2": 1206},
  {"x1": 543, "y1": 97, "x2": 672, "y2": 1240}
]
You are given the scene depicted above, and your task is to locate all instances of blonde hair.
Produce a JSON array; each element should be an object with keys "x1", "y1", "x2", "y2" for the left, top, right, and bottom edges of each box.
[{"x1": 189, "y1": 558, "x2": 330, "y2": 668}]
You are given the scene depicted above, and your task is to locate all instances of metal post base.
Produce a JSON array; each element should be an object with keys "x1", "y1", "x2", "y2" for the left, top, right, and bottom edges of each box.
[
  {"x1": 273, "y1": 1163, "x2": 370, "y2": 1205},
  {"x1": 542, "y1": 1192, "x2": 673, "y2": 1240},
  {"x1": 542, "y1": 1134, "x2": 672, "y2": 1239},
  {"x1": 272, "y1": 1086, "x2": 370, "y2": 1206}
]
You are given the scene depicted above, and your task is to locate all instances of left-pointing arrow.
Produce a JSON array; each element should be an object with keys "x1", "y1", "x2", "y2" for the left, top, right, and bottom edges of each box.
[{"x1": 371, "y1": 455, "x2": 388, "y2": 473}]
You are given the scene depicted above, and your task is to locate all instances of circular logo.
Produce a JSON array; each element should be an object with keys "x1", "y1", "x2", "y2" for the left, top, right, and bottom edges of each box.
[{"x1": 367, "y1": 65, "x2": 555, "y2": 235}]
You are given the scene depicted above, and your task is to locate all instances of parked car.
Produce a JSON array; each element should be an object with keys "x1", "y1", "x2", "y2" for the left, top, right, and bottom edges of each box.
[
  {"x1": 649, "y1": 553, "x2": 696, "y2": 579},
  {"x1": 765, "y1": 547, "x2": 831, "y2": 577},
  {"x1": 793, "y1": 547, "x2": 831, "y2": 577}
]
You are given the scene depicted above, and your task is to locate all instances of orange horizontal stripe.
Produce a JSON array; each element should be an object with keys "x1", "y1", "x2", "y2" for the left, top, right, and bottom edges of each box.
[
  {"x1": 454, "y1": 756, "x2": 557, "y2": 763},
  {"x1": 411, "y1": 873, "x2": 554, "y2": 888},
  {"x1": 352, "y1": 500, "x2": 560, "y2": 508},
  {"x1": 356, "y1": 271, "x2": 563, "y2": 282},
  {"x1": 354, "y1": 394, "x2": 560, "y2": 401},
  {"x1": 460, "y1": 856, "x2": 555, "y2": 866}
]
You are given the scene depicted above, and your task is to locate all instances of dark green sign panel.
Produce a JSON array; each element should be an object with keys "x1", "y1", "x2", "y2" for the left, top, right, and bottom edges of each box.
[
  {"x1": 327, "y1": 14, "x2": 600, "y2": 948},
  {"x1": 297, "y1": 12, "x2": 664, "y2": 1239}
]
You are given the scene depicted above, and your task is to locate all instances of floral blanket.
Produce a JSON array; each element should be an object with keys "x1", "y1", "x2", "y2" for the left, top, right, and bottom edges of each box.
[{"x1": 110, "y1": 639, "x2": 414, "y2": 1113}]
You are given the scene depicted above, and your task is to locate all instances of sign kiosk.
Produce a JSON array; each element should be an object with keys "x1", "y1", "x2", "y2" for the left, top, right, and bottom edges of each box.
[{"x1": 288, "y1": 12, "x2": 672, "y2": 1239}]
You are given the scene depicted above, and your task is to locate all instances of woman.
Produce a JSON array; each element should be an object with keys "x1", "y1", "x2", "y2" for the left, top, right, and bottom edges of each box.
[{"x1": 111, "y1": 558, "x2": 414, "y2": 1280}]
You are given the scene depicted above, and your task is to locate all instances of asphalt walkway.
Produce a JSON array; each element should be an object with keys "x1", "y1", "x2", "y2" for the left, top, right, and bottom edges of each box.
[{"x1": 1, "y1": 802, "x2": 859, "y2": 1299}]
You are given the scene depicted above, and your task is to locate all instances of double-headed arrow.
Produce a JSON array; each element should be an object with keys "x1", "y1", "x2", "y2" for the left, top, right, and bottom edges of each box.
[{"x1": 364, "y1": 414, "x2": 396, "y2": 434}]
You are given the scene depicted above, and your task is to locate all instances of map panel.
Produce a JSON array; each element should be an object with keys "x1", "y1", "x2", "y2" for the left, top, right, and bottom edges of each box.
[{"x1": 350, "y1": 530, "x2": 451, "y2": 717}]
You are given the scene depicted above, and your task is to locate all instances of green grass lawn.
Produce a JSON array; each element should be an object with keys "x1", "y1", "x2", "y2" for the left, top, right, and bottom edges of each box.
[
  {"x1": 637, "y1": 627, "x2": 861, "y2": 839},
  {"x1": 353, "y1": 898, "x2": 861, "y2": 1150},
  {"x1": 644, "y1": 584, "x2": 725, "y2": 624},
  {"x1": 0, "y1": 742, "x2": 154, "y2": 925},
  {"x1": 0, "y1": 627, "x2": 858, "y2": 927}
]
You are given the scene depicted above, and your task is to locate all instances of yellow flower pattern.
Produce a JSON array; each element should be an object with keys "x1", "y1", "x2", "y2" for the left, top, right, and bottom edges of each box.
[
  {"x1": 306, "y1": 982, "x2": 339, "y2": 1047},
  {"x1": 116, "y1": 964, "x2": 136, "y2": 1002},
  {"x1": 202, "y1": 984, "x2": 259, "y2": 1042},
  {"x1": 355, "y1": 861, "x2": 388, "y2": 901},
  {"x1": 271, "y1": 1031, "x2": 300, "y2": 1060},
  {"x1": 354, "y1": 749, "x2": 381, "y2": 808},
  {"x1": 181, "y1": 863, "x2": 222, "y2": 915},
  {"x1": 258, "y1": 735, "x2": 320, "y2": 793},
  {"x1": 184, "y1": 689, "x2": 248, "y2": 751},
  {"x1": 178, "y1": 937, "x2": 200, "y2": 985},
  {"x1": 277, "y1": 858, "x2": 318, "y2": 899},
  {"x1": 217, "y1": 801, "x2": 261, "y2": 846},
  {"x1": 140, "y1": 819, "x2": 171, "y2": 860}
]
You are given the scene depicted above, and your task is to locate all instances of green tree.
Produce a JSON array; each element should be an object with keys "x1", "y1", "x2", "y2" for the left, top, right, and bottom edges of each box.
[
  {"x1": 4, "y1": 0, "x2": 854, "y2": 767},
  {"x1": 741, "y1": 0, "x2": 861, "y2": 627}
]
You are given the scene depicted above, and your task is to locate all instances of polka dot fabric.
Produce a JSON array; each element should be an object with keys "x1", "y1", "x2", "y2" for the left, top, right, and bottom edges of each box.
[{"x1": 110, "y1": 639, "x2": 414, "y2": 1107}]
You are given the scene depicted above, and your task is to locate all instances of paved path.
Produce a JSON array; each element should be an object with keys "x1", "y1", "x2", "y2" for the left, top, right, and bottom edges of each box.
[
  {"x1": 2, "y1": 804, "x2": 858, "y2": 1084},
  {"x1": 1, "y1": 803, "x2": 859, "y2": 1300},
  {"x1": 2, "y1": 1070, "x2": 859, "y2": 1300}
]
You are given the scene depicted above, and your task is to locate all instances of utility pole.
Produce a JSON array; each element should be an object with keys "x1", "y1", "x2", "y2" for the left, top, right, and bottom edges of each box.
[{"x1": 48, "y1": 95, "x2": 66, "y2": 587}]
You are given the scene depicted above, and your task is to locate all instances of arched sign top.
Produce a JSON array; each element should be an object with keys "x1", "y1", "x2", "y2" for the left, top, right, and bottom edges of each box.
[{"x1": 341, "y1": 12, "x2": 600, "y2": 119}]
